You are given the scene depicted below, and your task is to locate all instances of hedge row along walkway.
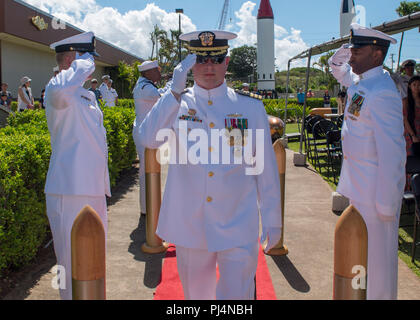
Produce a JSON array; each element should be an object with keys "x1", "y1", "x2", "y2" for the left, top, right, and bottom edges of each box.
[{"x1": 3, "y1": 149, "x2": 420, "y2": 300}]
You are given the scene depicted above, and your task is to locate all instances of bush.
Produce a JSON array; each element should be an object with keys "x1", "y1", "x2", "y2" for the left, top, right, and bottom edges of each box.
[{"x1": 0, "y1": 107, "x2": 136, "y2": 276}]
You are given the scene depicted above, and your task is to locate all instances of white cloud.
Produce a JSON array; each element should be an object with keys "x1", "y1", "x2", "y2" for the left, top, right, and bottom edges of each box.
[
  {"x1": 23, "y1": 0, "x2": 196, "y2": 60},
  {"x1": 229, "y1": 1, "x2": 309, "y2": 71},
  {"x1": 22, "y1": 0, "x2": 308, "y2": 70}
]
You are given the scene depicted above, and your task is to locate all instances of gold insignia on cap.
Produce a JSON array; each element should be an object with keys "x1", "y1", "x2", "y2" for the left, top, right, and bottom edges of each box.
[{"x1": 199, "y1": 32, "x2": 215, "y2": 47}]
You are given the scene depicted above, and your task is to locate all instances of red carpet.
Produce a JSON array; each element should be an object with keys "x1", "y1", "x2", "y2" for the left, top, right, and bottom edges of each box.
[{"x1": 153, "y1": 244, "x2": 277, "y2": 300}]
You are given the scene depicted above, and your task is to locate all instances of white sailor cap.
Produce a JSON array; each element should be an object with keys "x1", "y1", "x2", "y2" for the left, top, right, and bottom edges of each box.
[
  {"x1": 180, "y1": 30, "x2": 237, "y2": 56},
  {"x1": 102, "y1": 75, "x2": 110, "y2": 80},
  {"x1": 138, "y1": 60, "x2": 159, "y2": 72},
  {"x1": 50, "y1": 31, "x2": 100, "y2": 57},
  {"x1": 345, "y1": 23, "x2": 397, "y2": 49},
  {"x1": 242, "y1": 83, "x2": 250, "y2": 87}
]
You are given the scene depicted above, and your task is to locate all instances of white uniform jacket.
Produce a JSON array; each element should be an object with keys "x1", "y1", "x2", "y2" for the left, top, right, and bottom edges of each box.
[
  {"x1": 44, "y1": 53, "x2": 111, "y2": 197},
  {"x1": 132, "y1": 77, "x2": 162, "y2": 130},
  {"x1": 101, "y1": 86, "x2": 118, "y2": 107},
  {"x1": 135, "y1": 82, "x2": 282, "y2": 252},
  {"x1": 331, "y1": 64, "x2": 406, "y2": 219}
]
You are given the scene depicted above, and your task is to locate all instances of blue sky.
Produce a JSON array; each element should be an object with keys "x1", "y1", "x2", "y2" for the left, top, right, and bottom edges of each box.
[{"x1": 24, "y1": 0, "x2": 419, "y2": 71}]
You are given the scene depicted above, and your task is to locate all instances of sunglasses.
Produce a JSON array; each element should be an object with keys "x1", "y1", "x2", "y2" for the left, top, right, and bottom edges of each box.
[{"x1": 196, "y1": 55, "x2": 226, "y2": 65}]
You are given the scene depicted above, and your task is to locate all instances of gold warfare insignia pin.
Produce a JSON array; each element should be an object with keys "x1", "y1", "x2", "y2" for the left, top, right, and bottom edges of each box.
[
  {"x1": 199, "y1": 32, "x2": 215, "y2": 47},
  {"x1": 188, "y1": 109, "x2": 197, "y2": 116}
]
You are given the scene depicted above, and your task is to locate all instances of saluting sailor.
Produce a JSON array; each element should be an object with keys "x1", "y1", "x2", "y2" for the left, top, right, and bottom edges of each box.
[
  {"x1": 45, "y1": 32, "x2": 111, "y2": 300},
  {"x1": 134, "y1": 30, "x2": 282, "y2": 300},
  {"x1": 329, "y1": 23, "x2": 406, "y2": 300},
  {"x1": 132, "y1": 60, "x2": 169, "y2": 215}
]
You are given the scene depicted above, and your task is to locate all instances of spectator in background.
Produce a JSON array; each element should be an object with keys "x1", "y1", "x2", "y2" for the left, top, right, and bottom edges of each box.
[
  {"x1": 0, "y1": 92, "x2": 11, "y2": 111},
  {"x1": 297, "y1": 88, "x2": 305, "y2": 105},
  {"x1": 89, "y1": 78, "x2": 103, "y2": 104},
  {"x1": 404, "y1": 76, "x2": 420, "y2": 156},
  {"x1": 392, "y1": 59, "x2": 416, "y2": 101},
  {"x1": 242, "y1": 82, "x2": 250, "y2": 92},
  {"x1": 1, "y1": 83, "x2": 13, "y2": 106},
  {"x1": 102, "y1": 79, "x2": 118, "y2": 107},
  {"x1": 307, "y1": 89, "x2": 314, "y2": 98},
  {"x1": 39, "y1": 89, "x2": 46, "y2": 109},
  {"x1": 337, "y1": 88, "x2": 347, "y2": 115},
  {"x1": 323, "y1": 90, "x2": 331, "y2": 108},
  {"x1": 53, "y1": 66, "x2": 60, "y2": 77},
  {"x1": 99, "y1": 74, "x2": 110, "y2": 95},
  {"x1": 17, "y1": 76, "x2": 34, "y2": 112}
]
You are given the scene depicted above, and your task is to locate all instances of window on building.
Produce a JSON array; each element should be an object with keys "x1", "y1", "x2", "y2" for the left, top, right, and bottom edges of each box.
[
  {"x1": 270, "y1": 74, "x2": 272, "y2": 79},
  {"x1": 263, "y1": 74, "x2": 265, "y2": 79}
]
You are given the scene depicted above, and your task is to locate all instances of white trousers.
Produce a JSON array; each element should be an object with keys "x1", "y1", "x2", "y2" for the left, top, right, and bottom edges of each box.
[
  {"x1": 46, "y1": 194, "x2": 107, "y2": 300},
  {"x1": 137, "y1": 146, "x2": 146, "y2": 214},
  {"x1": 176, "y1": 242, "x2": 259, "y2": 300},
  {"x1": 351, "y1": 201, "x2": 400, "y2": 300}
]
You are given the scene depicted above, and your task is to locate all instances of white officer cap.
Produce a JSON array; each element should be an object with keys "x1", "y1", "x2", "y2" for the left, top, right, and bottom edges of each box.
[
  {"x1": 53, "y1": 66, "x2": 59, "y2": 72},
  {"x1": 102, "y1": 75, "x2": 110, "y2": 80},
  {"x1": 50, "y1": 31, "x2": 100, "y2": 57},
  {"x1": 180, "y1": 30, "x2": 237, "y2": 56},
  {"x1": 242, "y1": 83, "x2": 249, "y2": 87},
  {"x1": 138, "y1": 60, "x2": 159, "y2": 72},
  {"x1": 91, "y1": 78, "x2": 98, "y2": 83},
  {"x1": 345, "y1": 23, "x2": 397, "y2": 49},
  {"x1": 20, "y1": 76, "x2": 31, "y2": 85}
]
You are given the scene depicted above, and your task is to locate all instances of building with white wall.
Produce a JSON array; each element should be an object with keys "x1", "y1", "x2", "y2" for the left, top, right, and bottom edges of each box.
[{"x1": 0, "y1": 0, "x2": 142, "y2": 100}]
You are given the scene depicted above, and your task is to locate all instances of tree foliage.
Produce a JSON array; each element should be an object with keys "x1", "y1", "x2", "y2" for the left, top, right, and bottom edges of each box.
[
  {"x1": 227, "y1": 45, "x2": 257, "y2": 79},
  {"x1": 396, "y1": 1, "x2": 420, "y2": 16}
]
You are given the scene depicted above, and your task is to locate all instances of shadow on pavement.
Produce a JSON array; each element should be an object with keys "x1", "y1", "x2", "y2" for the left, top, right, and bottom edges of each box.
[
  {"x1": 128, "y1": 215, "x2": 166, "y2": 289},
  {"x1": 107, "y1": 163, "x2": 139, "y2": 207},
  {"x1": 270, "y1": 255, "x2": 311, "y2": 293},
  {"x1": 1, "y1": 245, "x2": 57, "y2": 300}
]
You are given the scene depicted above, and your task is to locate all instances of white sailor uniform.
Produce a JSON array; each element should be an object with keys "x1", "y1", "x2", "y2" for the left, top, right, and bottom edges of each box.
[
  {"x1": 44, "y1": 50, "x2": 111, "y2": 300},
  {"x1": 330, "y1": 56, "x2": 406, "y2": 299},
  {"x1": 135, "y1": 81, "x2": 282, "y2": 299}
]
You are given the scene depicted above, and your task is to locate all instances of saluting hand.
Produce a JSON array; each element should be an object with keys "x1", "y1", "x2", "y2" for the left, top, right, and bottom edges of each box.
[
  {"x1": 329, "y1": 44, "x2": 351, "y2": 67},
  {"x1": 171, "y1": 54, "x2": 197, "y2": 95}
]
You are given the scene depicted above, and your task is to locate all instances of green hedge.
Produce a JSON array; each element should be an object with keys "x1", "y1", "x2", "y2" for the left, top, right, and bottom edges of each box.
[{"x1": 0, "y1": 107, "x2": 136, "y2": 275}]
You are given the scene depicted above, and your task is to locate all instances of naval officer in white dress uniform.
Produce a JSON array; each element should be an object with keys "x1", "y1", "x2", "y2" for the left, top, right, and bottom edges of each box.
[
  {"x1": 329, "y1": 24, "x2": 406, "y2": 300},
  {"x1": 134, "y1": 30, "x2": 282, "y2": 300},
  {"x1": 45, "y1": 32, "x2": 111, "y2": 300},
  {"x1": 132, "y1": 60, "x2": 167, "y2": 215}
]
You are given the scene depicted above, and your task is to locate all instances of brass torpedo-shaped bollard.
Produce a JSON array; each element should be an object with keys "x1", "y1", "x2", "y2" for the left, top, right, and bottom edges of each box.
[
  {"x1": 71, "y1": 205, "x2": 106, "y2": 300},
  {"x1": 264, "y1": 138, "x2": 288, "y2": 256},
  {"x1": 333, "y1": 205, "x2": 368, "y2": 300},
  {"x1": 141, "y1": 148, "x2": 168, "y2": 254}
]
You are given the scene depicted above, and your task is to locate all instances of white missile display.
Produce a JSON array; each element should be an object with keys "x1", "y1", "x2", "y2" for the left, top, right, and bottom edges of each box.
[
  {"x1": 340, "y1": 0, "x2": 356, "y2": 37},
  {"x1": 257, "y1": 0, "x2": 275, "y2": 91}
]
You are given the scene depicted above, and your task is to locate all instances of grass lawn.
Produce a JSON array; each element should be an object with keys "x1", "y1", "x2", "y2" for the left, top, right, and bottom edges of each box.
[{"x1": 283, "y1": 122, "x2": 420, "y2": 278}]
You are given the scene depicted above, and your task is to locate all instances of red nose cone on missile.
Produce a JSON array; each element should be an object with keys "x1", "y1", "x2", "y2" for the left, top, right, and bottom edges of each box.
[{"x1": 258, "y1": 0, "x2": 274, "y2": 19}]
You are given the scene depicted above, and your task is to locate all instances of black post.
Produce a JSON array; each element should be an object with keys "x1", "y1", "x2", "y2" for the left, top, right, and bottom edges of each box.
[{"x1": 176, "y1": 9, "x2": 184, "y2": 63}]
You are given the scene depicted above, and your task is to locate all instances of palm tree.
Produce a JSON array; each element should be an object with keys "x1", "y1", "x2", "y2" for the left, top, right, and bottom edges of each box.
[{"x1": 395, "y1": 1, "x2": 420, "y2": 68}]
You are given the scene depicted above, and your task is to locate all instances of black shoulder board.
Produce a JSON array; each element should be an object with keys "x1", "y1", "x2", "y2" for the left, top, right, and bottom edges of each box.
[{"x1": 234, "y1": 89, "x2": 263, "y2": 100}]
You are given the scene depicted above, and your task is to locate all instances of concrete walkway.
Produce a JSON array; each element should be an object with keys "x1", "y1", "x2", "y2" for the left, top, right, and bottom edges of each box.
[{"x1": 3, "y1": 149, "x2": 420, "y2": 300}]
